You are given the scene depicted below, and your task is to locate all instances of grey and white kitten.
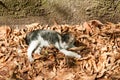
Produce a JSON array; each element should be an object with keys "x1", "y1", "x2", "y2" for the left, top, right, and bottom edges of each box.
[{"x1": 25, "y1": 29, "x2": 81, "y2": 62}]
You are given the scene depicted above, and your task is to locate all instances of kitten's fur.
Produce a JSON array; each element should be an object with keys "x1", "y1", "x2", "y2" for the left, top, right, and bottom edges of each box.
[{"x1": 25, "y1": 29, "x2": 81, "y2": 62}]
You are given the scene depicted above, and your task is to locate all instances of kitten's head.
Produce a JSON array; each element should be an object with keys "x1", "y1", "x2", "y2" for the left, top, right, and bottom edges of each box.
[{"x1": 61, "y1": 33, "x2": 75, "y2": 49}]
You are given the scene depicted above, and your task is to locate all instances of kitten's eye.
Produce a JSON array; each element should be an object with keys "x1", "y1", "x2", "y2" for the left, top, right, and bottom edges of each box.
[{"x1": 70, "y1": 42, "x2": 73, "y2": 45}]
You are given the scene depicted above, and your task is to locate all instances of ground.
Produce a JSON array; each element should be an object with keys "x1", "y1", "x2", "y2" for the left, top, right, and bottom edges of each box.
[{"x1": 0, "y1": 20, "x2": 120, "y2": 80}]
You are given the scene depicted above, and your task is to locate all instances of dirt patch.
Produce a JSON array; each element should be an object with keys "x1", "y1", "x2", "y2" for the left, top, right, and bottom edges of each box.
[{"x1": 0, "y1": 0, "x2": 120, "y2": 25}]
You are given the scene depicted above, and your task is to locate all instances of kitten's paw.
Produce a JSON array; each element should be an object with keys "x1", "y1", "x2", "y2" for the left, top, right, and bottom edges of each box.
[
  {"x1": 34, "y1": 48, "x2": 41, "y2": 55},
  {"x1": 34, "y1": 52, "x2": 40, "y2": 55},
  {"x1": 29, "y1": 58, "x2": 34, "y2": 62},
  {"x1": 76, "y1": 55, "x2": 81, "y2": 59}
]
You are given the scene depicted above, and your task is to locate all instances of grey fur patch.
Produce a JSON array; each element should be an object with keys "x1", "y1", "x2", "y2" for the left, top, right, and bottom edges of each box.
[{"x1": 25, "y1": 30, "x2": 60, "y2": 45}]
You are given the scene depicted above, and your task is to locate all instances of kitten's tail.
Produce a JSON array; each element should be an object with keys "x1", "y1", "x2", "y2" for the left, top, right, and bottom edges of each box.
[{"x1": 60, "y1": 49, "x2": 81, "y2": 59}]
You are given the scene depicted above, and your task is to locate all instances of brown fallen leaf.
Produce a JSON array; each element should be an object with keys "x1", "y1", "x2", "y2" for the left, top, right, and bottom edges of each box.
[
  {"x1": 83, "y1": 21, "x2": 93, "y2": 34},
  {"x1": 0, "y1": 26, "x2": 11, "y2": 39}
]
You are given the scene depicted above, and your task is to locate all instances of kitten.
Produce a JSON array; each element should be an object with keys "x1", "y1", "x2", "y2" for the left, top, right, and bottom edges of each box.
[{"x1": 25, "y1": 29, "x2": 81, "y2": 62}]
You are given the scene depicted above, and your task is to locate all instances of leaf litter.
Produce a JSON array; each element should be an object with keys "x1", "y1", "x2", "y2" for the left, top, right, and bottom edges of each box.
[{"x1": 0, "y1": 20, "x2": 120, "y2": 80}]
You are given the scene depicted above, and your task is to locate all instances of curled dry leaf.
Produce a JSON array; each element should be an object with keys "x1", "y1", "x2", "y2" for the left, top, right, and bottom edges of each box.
[
  {"x1": 83, "y1": 20, "x2": 103, "y2": 35},
  {"x1": 0, "y1": 26, "x2": 11, "y2": 39},
  {"x1": 83, "y1": 21, "x2": 93, "y2": 34},
  {"x1": 89, "y1": 20, "x2": 103, "y2": 28}
]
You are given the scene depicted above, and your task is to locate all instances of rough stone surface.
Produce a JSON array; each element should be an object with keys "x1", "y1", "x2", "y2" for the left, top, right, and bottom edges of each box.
[{"x1": 0, "y1": 0, "x2": 120, "y2": 25}]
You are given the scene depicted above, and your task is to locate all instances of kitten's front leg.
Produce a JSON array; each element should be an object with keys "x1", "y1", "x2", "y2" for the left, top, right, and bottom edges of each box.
[{"x1": 60, "y1": 49, "x2": 81, "y2": 59}]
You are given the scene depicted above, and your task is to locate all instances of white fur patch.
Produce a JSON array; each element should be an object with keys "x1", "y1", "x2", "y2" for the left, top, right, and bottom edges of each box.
[
  {"x1": 61, "y1": 42, "x2": 68, "y2": 49},
  {"x1": 34, "y1": 47, "x2": 41, "y2": 55},
  {"x1": 27, "y1": 40, "x2": 40, "y2": 62},
  {"x1": 54, "y1": 42, "x2": 61, "y2": 49}
]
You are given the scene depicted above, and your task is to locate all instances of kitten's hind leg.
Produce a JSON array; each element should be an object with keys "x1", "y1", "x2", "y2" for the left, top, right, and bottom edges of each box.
[
  {"x1": 27, "y1": 40, "x2": 40, "y2": 62},
  {"x1": 34, "y1": 46, "x2": 42, "y2": 55}
]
